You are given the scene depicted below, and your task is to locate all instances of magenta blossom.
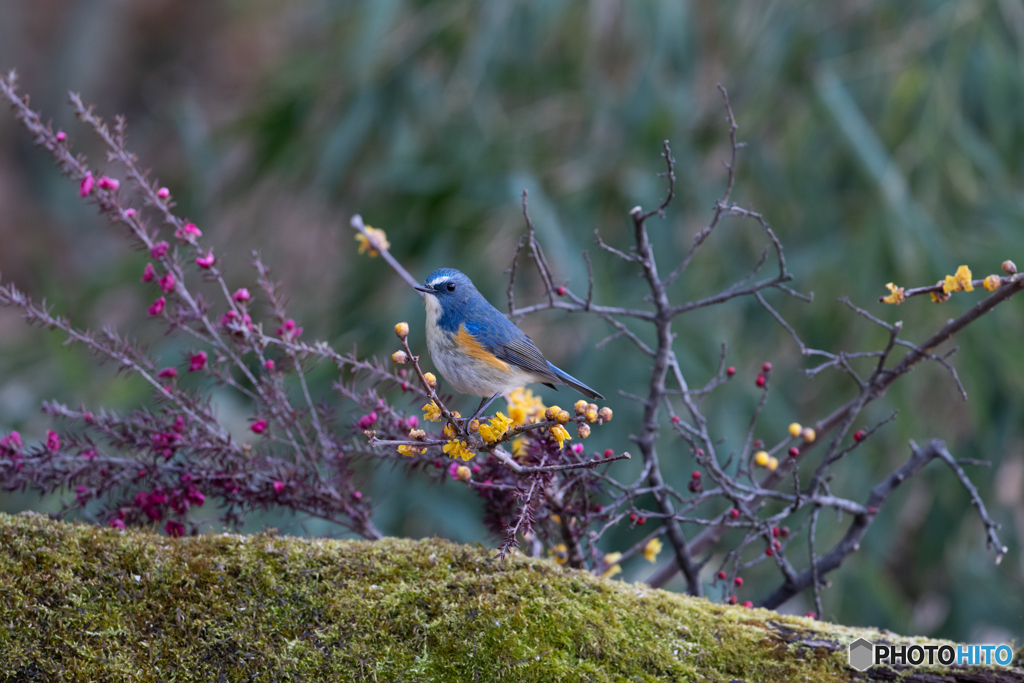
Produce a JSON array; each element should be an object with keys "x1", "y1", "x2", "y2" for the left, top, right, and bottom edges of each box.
[
  {"x1": 156, "y1": 367, "x2": 178, "y2": 379},
  {"x1": 79, "y1": 172, "x2": 94, "y2": 197},
  {"x1": 251, "y1": 419, "x2": 268, "y2": 434},
  {"x1": 141, "y1": 263, "x2": 155, "y2": 283},
  {"x1": 174, "y1": 223, "x2": 202, "y2": 242},
  {"x1": 158, "y1": 273, "x2": 176, "y2": 293},
  {"x1": 358, "y1": 412, "x2": 377, "y2": 430},
  {"x1": 273, "y1": 481, "x2": 285, "y2": 494},
  {"x1": 156, "y1": 187, "x2": 170, "y2": 199},
  {"x1": 164, "y1": 520, "x2": 185, "y2": 538},
  {"x1": 45, "y1": 430, "x2": 60, "y2": 452},
  {"x1": 188, "y1": 351, "x2": 207, "y2": 371},
  {"x1": 150, "y1": 241, "x2": 169, "y2": 259},
  {"x1": 232, "y1": 288, "x2": 250, "y2": 302},
  {"x1": 55, "y1": 130, "x2": 66, "y2": 142},
  {"x1": 195, "y1": 252, "x2": 215, "y2": 268},
  {"x1": 265, "y1": 359, "x2": 275, "y2": 371},
  {"x1": 97, "y1": 176, "x2": 119, "y2": 191},
  {"x1": 0, "y1": 431, "x2": 23, "y2": 453},
  {"x1": 109, "y1": 518, "x2": 125, "y2": 530},
  {"x1": 148, "y1": 297, "x2": 166, "y2": 316}
]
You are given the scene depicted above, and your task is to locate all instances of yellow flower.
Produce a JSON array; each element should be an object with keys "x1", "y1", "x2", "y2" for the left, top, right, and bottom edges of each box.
[
  {"x1": 881, "y1": 282, "x2": 905, "y2": 305},
  {"x1": 754, "y1": 450, "x2": 769, "y2": 467},
  {"x1": 478, "y1": 411, "x2": 513, "y2": 444},
  {"x1": 602, "y1": 551, "x2": 622, "y2": 578},
  {"x1": 422, "y1": 401, "x2": 442, "y2": 422},
  {"x1": 983, "y1": 275, "x2": 1001, "y2": 292},
  {"x1": 442, "y1": 439, "x2": 474, "y2": 462},
  {"x1": 443, "y1": 424, "x2": 456, "y2": 439},
  {"x1": 423, "y1": 372, "x2": 437, "y2": 388},
  {"x1": 788, "y1": 423, "x2": 802, "y2": 438},
  {"x1": 549, "y1": 424, "x2": 571, "y2": 450},
  {"x1": 766, "y1": 456, "x2": 779, "y2": 471},
  {"x1": 643, "y1": 538, "x2": 663, "y2": 563},
  {"x1": 511, "y1": 437, "x2": 528, "y2": 460},
  {"x1": 507, "y1": 388, "x2": 546, "y2": 426},
  {"x1": 397, "y1": 444, "x2": 425, "y2": 456},
  {"x1": 354, "y1": 226, "x2": 390, "y2": 257},
  {"x1": 552, "y1": 543, "x2": 569, "y2": 565},
  {"x1": 942, "y1": 265, "x2": 974, "y2": 294}
]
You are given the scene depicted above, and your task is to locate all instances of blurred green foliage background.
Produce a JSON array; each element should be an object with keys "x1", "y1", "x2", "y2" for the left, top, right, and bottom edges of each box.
[{"x1": 1, "y1": 0, "x2": 1022, "y2": 643}]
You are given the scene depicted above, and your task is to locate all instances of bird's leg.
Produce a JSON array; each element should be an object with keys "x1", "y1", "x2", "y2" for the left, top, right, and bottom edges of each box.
[{"x1": 468, "y1": 393, "x2": 500, "y2": 424}]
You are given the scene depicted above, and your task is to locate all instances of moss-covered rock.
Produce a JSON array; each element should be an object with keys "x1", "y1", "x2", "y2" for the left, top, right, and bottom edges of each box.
[{"x1": 0, "y1": 512, "x2": 1019, "y2": 682}]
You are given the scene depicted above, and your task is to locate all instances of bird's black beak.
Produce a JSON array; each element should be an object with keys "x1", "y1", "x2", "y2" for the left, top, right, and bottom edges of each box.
[{"x1": 414, "y1": 285, "x2": 434, "y2": 294}]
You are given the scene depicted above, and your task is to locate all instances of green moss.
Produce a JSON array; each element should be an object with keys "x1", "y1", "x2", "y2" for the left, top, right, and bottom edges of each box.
[{"x1": 0, "y1": 512, "x2": 1013, "y2": 681}]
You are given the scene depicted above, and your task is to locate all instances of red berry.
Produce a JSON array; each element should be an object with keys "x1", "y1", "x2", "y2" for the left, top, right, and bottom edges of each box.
[
  {"x1": 637, "y1": 516, "x2": 646, "y2": 525},
  {"x1": 854, "y1": 429, "x2": 866, "y2": 442},
  {"x1": 772, "y1": 526, "x2": 780, "y2": 538},
  {"x1": 756, "y1": 375, "x2": 766, "y2": 387},
  {"x1": 743, "y1": 601, "x2": 753, "y2": 608},
  {"x1": 604, "y1": 449, "x2": 614, "y2": 457},
  {"x1": 762, "y1": 362, "x2": 772, "y2": 372},
  {"x1": 717, "y1": 571, "x2": 726, "y2": 580},
  {"x1": 773, "y1": 540, "x2": 781, "y2": 551},
  {"x1": 729, "y1": 596, "x2": 737, "y2": 604},
  {"x1": 556, "y1": 286, "x2": 566, "y2": 296},
  {"x1": 726, "y1": 366, "x2": 736, "y2": 377},
  {"x1": 765, "y1": 548, "x2": 773, "y2": 556},
  {"x1": 729, "y1": 509, "x2": 739, "y2": 519},
  {"x1": 691, "y1": 471, "x2": 701, "y2": 479},
  {"x1": 734, "y1": 577, "x2": 743, "y2": 586},
  {"x1": 672, "y1": 415, "x2": 680, "y2": 423},
  {"x1": 630, "y1": 513, "x2": 637, "y2": 522},
  {"x1": 779, "y1": 526, "x2": 790, "y2": 538},
  {"x1": 788, "y1": 447, "x2": 799, "y2": 458}
]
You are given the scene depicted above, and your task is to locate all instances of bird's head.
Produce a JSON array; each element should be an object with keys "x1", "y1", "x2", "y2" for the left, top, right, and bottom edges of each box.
[{"x1": 415, "y1": 268, "x2": 480, "y2": 312}]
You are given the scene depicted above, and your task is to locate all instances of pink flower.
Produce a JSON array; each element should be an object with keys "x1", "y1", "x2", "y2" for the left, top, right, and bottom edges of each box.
[
  {"x1": 276, "y1": 318, "x2": 302, "y2": 340},
  {"x1": 156, "y1": 367, "x2": 178, "y2": 379},
  {"x1": 352, "y1": 490, "x2": 362, "y2": 500},
  {"x1": 141, "y1": 263, "x2": 155, "y2": 283},
  {"x1": 174, "y1": 223, "x2": 202, "y2": 241},
  {"x1": 273, "y1": 481, "x2": 285, "y2": 494},
  {"x1": 109, "y1": 518, "x2": 125, "y2": 530},
  {"x1": 156, "y1": 187, "x2": 170, "y2": 199},
  {"x1": 0, "y1": 431, "x2": 23, "y2": 452},
  {"x1": 79, "y1": 172, "x2": 94, "y2": 197},
  {"x1": 124, "y1": 208, "x2": 137, "y2": 218},
  {"x1": 251, "y1": 419, "x2": 268, "y2": 434},
  {"x1": 97, "y1": 176, "x2": 119, "y2": 191},
  {"x1": 448, "y1": 462, "x2": 460, "y2": 480},
  {"x1": 164, "y1": 520, "x2": 185, "y2": 538},
  {"x1": 148, "y1": 297, "x2": 166, "y2": 316},
  {"x1": 571, "y1": 443, "x2": 584, "y2": 455},
  {"x1": 82, "y1": 449, "x2": 96, "y2": 460},
  {"x1": 195, "y1": 252, "x2": 215, "y2": 268},
  {"x1": 185, "y1": 487, "x2": 205, "y2": 506},
  {"x1": 45, "y1": 430, "x2": 60, "y2": 452},
  {"x1": 232, "y1": 288, "x2": 250, "y2": 302},
  {"x1": 55, "y1": 130, "x2": 66, "y2": 142},
  {"x1": 173, "y1": 416, "x2": 185, "y2": 433},
  {"x1": 358, "y1": 412, "x2": 377, "y2": 430},
  {"x1": 188, "y1": 351, "x2": 207, "y2": 372},
  {"x1": 158, "y1": 272, "x2": 176, "y2": 293},
  {"x1": 150, "y1": 241, "x2": 169, "y2": 259},
  {"x1": 264, "y1": 359, "x2": 275, "y2": 370}
]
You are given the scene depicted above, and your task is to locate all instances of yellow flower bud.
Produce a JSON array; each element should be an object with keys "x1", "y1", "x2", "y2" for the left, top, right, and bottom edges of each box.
[
  {"x1": 394, "y1": 321, "x2": 409, "y2": 339},
  {"x1": 409, "y1": 429, "x2": 426, "y2": 440},
  {"x1": 391, "y1": 351, "x2": 408, "y2": 364},
  {"x1": 766, "y1": 456, "x2": 778, "y2": 471},
  {"x1": 423, "y1": 372, "x2": 437, "y2": 388},
  {"x1": 754, "y1": 450, "x2": 769, "y2": 467},
  {"x1": 1002, "y1": 260, "x2": 1017, "y2": 275},
  {"x1": 983, "y1": 275, "x2": 1001, "y2": 292},
  {"x1": 585, "y1": 409, "x2": 598, "y2": 424},
  {"x1": 456, "y1": 465, "x2": 471, "y2": 482},
  {"x1": 545, "y1": 406, "x2": 561, "y2": 422},
  {"x1": 556, "y1": 410, "x2": 571, "y2": 424},
  {"x1": 468, "y1": 419, "x2": 480, "y2": 433},
  {"x1": 444, "y1": 424, "x2": 456, "y2": 439},
  {"x1": 577, "y1": 423, "x2": 591, "y2": 439},
  {"x1": 802, "y1": 428, "x2": 816, "y2": 443},
  {"x1": 574, "y1": 400, "x2": 588, "y2": 415},
  {"x1": 588, "y1": 403, "x2": 598, "y2": 414},
  {"x1": 598, "y1": 407, "x2": 613, "y2": 423},
  {"x1": 788, "y1": 422, "x2": 802, "y2": 438}
]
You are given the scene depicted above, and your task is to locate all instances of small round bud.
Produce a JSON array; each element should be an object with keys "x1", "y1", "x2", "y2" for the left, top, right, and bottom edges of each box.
[
  {"x1": 456, "y1": 465, "x2": 471, "y2": 482},
  {"x1": 468, "y1": 419, "x2": 480, "y2": 433},
  {"x1": 728, "y1": 508, "x2": 739, "y2": 519},
  {"x1": 636, "y1": 516, "x2": 646, "y2": 525},
  {"x1": 755, "y1": 374, "x2": 766, "y2": 388},
  {"x1": 853, "y1": 429, "x2": 866, "y2": 442},
  {"x1": 156, "y1": 187, "x2": 170, "y2": 200},
  {"x1": 394, "y1": 321, "x2": 409, "y2": 339},
  {"x1": 423, "y1": 372, "x2": 437, "y2": 388},
  {"x1": 734, "y1": 576, "x2": 743, "y2": 586},
  {"x1": 772, "y1": 526, "x2": 780, "y2": 538},
  {"x1": 1002, "y1": 260, "x2": 1017, "y2": 275},
  {"x1": 743, "y1": 600, "x2": 753, "y2": 608},
  {"x1": 576, "y1": 423, "x2": 591, "y2": 439},
  {"x1": 754, "y1": 450, "x2": 769, "y2": 467},
  {"x1": 726, "y1": 366, "x2": 736, "y2": 377},
  {"x1": 545, "y1": 406, "x2": 561, "y2": 421},
  {"x1": 765, "y1": 548, "x2": 773, "y2": 556},
  {"x1": 691, "y1": 471, "x2": 701, "y2": 480},
  {"x1": 802, "y1": 428, "x2": 816, "y2": 443},
  {"x1": 788, "y1": 447, "x2": 799, "y2": 458},
  {"x1": 556, "y1": 286, "x2": 566, "y2": 296},
  {"x1": 766, "y1": 456, "x2": 778, "y2": 471},
  {"x1": 585, "y1": 409, "x2": 598, "y2": 423},
  {"x1": 598, "y1": 407, "x2": 613, "y2": 422},
  {"x1": 762, "y1": 361, "x2": 772, "y2": 373},
  {"x1": 556, "y1": 410, "x2": 571, "y2": 424},
  {"x1": 717, "y1": 571, "x2": 726, "y2": 580},
  {"x1": 574, "y1": 400, "x2": 588, "y2": 415},
  {"x1": 788, "y1": 422, "x2": 802, "y2": 438},
  {"x1": 392, "y1": 351, "x2": 408, "y2": 364},
  {"x1": 409, "y1": 429, "x2": 426, "y2": 440}
]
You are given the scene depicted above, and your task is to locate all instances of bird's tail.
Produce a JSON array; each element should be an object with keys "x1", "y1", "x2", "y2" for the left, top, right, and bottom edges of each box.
[{"x1": 547, "y1": 362, "x2": 604, "y2": 400}]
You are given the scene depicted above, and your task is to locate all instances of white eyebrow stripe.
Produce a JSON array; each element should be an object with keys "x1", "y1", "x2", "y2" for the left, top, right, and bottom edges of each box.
[{"x1": 427, "y1": 276, "x2": 450, "y2": 288}]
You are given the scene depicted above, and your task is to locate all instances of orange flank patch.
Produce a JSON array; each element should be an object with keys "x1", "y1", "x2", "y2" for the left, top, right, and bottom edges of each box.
[{"x1": 456, "y1": 325, "x2": 512, "y2": 372}]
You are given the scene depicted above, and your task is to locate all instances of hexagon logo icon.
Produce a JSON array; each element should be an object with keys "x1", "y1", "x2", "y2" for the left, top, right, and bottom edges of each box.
[{"x1": 848, "y1": 638, "x2": 874, "y2": 671}]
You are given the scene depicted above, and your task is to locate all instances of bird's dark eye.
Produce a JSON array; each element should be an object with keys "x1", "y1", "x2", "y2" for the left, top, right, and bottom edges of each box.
[{"x1": 446, "y1": 282, "x2": 456, "y2": 292}]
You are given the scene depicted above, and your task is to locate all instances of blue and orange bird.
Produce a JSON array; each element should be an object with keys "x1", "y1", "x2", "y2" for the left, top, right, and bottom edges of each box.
[{"x1": 415, "y1": 268, "x2": 603, "y2": 419}]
